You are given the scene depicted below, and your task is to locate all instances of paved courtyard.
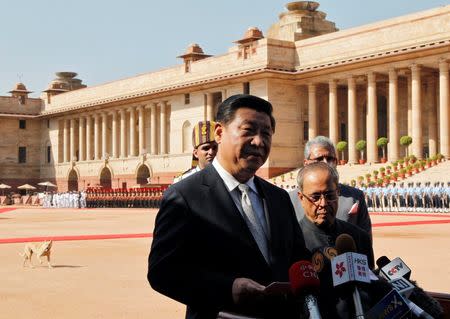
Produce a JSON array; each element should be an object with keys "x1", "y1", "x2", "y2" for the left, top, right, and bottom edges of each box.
[{"x1": 0, "y1": 207, "x2": 449, "y2": 319}]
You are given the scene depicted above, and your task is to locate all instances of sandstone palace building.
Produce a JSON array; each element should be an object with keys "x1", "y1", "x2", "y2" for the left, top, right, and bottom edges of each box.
[{"x1": 1, "y1": 2, "x2": 449, "y2": 191}]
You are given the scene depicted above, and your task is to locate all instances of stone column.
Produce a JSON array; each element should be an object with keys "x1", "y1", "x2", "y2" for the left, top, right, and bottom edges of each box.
[
  {"x1": 150, "y1": 103, "x2": 157, "y2": 155},
  {"x1": 129, "y1": 107, "x2": 137, "y2": 156},
  {"x1": 63, "y1": 119, "x2": 69, "y2": 162},
  {"x1": 111, "y1": 110, "x2": 118, "y2": 158},
  {"x1": 411, "y1": 64, "x2": 423, "y2": 158},
  {"x1": 69, "y1": 119, "x2": 76, "y2": 162},
  {"x1": 367, "y1": 72, "x2": 378, "y2": 163},
  {"x1": 101, "y1": 113, "x2": 108, "y2": 158},
  {"x1": 427, "y1": 76, "x2": 437, "y2": 156},
  {"x1": 138, "y1": 106, "x2": 145, "y2": 155},
  {"x1": 439, "y1": 60, "x2": 449, "y2": 158},
  {"x1": 388, "y1": 69, "x2": 399, "y2": 161},
  {"x1": 308, "y1": 83, "x2": 318, "y2": 140},
  {"x1": 94, "y1": 114, "x2": 100, "y2": 160},
  {"x1": 206, "y1": 93, "x2": 214, "y2": 121},
  {"x1": 347, "y1": 77, "x2": 357, "y2": 164},
  {"x1": 86, "y1": 116, "x2": 92, "y2": 160},
  {"x1": 160, "y1": 102, "x2": 167, "y2": 154},
  {"x1": 328, "y1": 80, "x2": 338, "y2": 146},
  {"x1": 120, "y1": 109, "x2": 126, "y2": 158},
  {"x1": 407, "y1": 73, "x2": 412, "y2": 154},
  {"x1": 79, "y1": 117, "x2": 85, "y2": 161}
]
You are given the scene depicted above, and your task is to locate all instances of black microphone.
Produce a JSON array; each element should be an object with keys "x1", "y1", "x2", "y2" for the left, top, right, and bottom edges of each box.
[{"x1": 376, "y1": 256, "x2": 443, "y2": 319}]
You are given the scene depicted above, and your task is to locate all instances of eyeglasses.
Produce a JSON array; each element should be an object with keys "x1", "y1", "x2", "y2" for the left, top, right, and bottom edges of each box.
[
  {"x1": 302, "y1": 191, "x2": 338, "y2": 207},
  {"x1": 308, "y1": 155, "x2": 337, "y2": 164}
]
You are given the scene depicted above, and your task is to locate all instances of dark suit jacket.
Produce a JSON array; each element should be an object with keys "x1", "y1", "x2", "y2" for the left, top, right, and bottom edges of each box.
[
  {"x1": 148, "y1": 164, "x2": 309, "y2": 319},
  {"x1": 288, "y1": 184, "x2": 372, "y2": 237},
  {"x1": 299, "y1": 217, "x2": 374, "y2": 318}
]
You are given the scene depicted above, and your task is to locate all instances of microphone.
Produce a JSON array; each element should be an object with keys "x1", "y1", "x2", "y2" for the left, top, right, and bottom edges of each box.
[
  {"x1": 376, "y1": 256, "x2": 411, "y2": 280},
  {"x1": 332, "y1": 234, "x2": 371, "y2": 319},
  {"x1": 289, "y1": 260, "x2": 322, "y2": 319},
  {"x1": 376, "y1": 256, "x2": 442, "y2": 319},
  {"x1": 365, "y1": 288, "x2": 411, "y2": 319}
]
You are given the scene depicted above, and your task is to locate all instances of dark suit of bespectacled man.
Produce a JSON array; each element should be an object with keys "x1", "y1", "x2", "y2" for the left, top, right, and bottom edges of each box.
[
  {"x1": 288, "y1": 136, "x2": 372, "y2": 239},
  {"x1": 148, "y1": 94, "x2": 310, "y2": 319}
]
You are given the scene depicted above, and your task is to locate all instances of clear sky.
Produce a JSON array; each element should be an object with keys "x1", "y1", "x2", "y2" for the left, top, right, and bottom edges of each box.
[{"x1": 1, "y1": 0, "x2": 448, "y2": 97}]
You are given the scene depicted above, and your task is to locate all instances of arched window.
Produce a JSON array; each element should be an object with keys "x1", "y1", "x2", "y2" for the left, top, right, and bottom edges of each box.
[
  {"x1": 182, "y1": 121, "x2": 192, "y2": 153},
  {"x1": 136, "y1": 165, "x2": 151, "y2": 185},
  {"x1": 68, "y1": 169, "x2": 78, "y2": 191},
  {"x1": 100, "y1": 167, "x2": 112, "y2": 189}
]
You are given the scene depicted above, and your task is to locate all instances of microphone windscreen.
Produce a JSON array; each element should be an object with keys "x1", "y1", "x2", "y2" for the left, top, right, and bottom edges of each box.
[
  {"x1": 335, "y1": 233, "x2": 356, "y2": 254},
  {"x1": 376, "y1": 256, "x2": 390, "y2": 269},
  {"x1": 289, "y1": 260, "x2": 320, "y2": 296}
]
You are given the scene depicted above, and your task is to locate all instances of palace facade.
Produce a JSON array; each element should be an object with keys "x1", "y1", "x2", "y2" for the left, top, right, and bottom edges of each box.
[{"x1": 1, "y1": 1, "x2": 449, "y2": 191}]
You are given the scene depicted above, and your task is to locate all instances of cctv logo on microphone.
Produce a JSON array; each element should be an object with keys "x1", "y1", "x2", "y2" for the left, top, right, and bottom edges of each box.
[{"x1": 381, "y1": 257, "x2": 411, "y2": 280}]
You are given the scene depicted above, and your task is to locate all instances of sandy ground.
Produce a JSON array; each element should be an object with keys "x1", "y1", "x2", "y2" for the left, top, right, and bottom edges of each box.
[{"x1": 0, "y1": 207, "x2": 449, "y2": 319}]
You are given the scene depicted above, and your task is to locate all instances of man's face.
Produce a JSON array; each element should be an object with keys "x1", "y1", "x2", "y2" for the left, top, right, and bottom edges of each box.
[
  {"x1": 298, "y1": 168, "x2": 338, "y2": 228},
  {"x1": 215, "y1": 107, "x2": 273, "y2": 181},
  {"x1": 193, "y1": 141, "x2": 218, "y2": 169},
  {"x1": 304, "y1": 145, "x2": 337, "y2": 167}
]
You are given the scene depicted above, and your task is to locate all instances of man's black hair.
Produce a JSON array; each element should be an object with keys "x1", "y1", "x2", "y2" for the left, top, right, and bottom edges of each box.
[{"x1": 215, "y1": 94, "x2": 276, "y2": 132}]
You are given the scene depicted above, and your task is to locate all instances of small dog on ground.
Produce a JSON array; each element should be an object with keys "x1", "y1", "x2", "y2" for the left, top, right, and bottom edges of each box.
[{"x1": 19, "y1": 240, "x2": 53, "y2": 268}]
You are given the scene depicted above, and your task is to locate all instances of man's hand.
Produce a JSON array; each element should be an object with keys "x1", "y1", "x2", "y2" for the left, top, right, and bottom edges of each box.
[{"x1": 232, "y1": 278, "x2": 266, "y2": 306}]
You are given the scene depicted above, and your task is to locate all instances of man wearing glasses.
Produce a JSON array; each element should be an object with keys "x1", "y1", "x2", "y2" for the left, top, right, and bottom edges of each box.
[
  {"x1": 296, "y1": 162, "x2": 375, "y2": 318},
  {"x1": 289, "y1": 136, "x2": 372, "y2": 237}
]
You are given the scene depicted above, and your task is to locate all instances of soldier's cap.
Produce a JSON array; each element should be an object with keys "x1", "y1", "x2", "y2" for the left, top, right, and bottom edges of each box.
[{"x1": 192, "y1": 121, "x2": 216, "y2": 148}]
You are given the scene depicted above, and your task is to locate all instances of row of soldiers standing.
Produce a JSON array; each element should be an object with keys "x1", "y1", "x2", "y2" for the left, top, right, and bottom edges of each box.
[
  {"x1": 85, "y1": 187, "x2": 166, "y2": 209},
  {"x1": 42, "y1": 191, "x2": 87, "y2": 208},
  {"x1": 360, "y1": 182, "x2": 450, "y2": 212}
]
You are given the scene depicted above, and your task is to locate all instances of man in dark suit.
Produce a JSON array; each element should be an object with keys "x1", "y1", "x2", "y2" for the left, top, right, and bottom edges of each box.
[
  {"x1": 288, "y1": 136, "x2": 372, "y2": 237},
  {"x1": 148, "y1": 94, "x2": 309, "y2": 319}
]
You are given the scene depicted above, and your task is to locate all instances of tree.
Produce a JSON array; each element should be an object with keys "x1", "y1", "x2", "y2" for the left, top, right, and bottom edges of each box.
[
  {"x1": 336, "y1": 141, "x2": 348, "y2": 161},
  {"x1": 377, "y1": 137, "x2": 388, "y2": 160},
  {"x1": 400, "y1": 136, "x2": 412, "y2": 157},
  {"x1": 356, "y1": 140, "x2": 367, "y2": 163}
]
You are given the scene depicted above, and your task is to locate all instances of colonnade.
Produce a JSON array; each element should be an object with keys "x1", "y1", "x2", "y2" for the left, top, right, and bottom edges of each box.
[
  {"x1": 60, "y1": 101, "x2": 169, "y2": 163},
  {"x1": 307, "y1": 60, "x2": 449, "y2": 163}
]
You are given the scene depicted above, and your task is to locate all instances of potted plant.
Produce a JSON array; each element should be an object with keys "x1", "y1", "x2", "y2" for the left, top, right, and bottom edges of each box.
[
  {"x1": 386, "y1": 165, "x2": 392, "y2": 174},
  {"x1": 406, "y1": 164, "x2": 413, "y2": 177},
  {"x1": 357, "y1": 176, "x2": 364, "y2": 186},
  {"x1": 392, "y1": 172, "x2": 399, "y2": 181},
  {"x1": 399, "y1": 168, "x2": 406, "y2": 179},
  {"x1": 365, "y1": 173, "x2": 371, "y2": 183},
  {"x1": 431, "y1": 155, "x2": 438, "y2": 165},
  {"x1": 377, "y1": 137, "x2": 388, "y2": 163},
  {"x1": 379, "y1": 167, "x2": 386, "y2": 177},
  {"x1": 437, "y1": 153, "x2": 444, "y2": 162},
  {"x1": 425, "y1": 158, "x2": 431, "y2": 168},
  {"x1": 398, "y1": 158, "x2": 404, "y2": 169},
  {"x1": 413, "y1": 162, "x2": 420, "y2": 173},
  {"x1": 409, "y1": 155, "x2": 417, "y2": 164},
  {"x1": 336, "y1": 141, "x2": 348, "y2": 165},
  {"x1": 400, "y1": 136, "x2": 412, "y2": 157},
  {"x1": 356, "y1": 140, "x2": 367, "y2": 164},
  {"x1": 377, "y1": 178, "x2": 383, "y2": 187},
  {"x1": 373, "y1": 170, "x2": 379, "y2": 179}
]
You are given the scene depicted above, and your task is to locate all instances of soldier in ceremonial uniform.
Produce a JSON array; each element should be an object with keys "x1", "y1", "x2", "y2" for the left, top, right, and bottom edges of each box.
[{"x1": 173, "y1": 121, "x2": 218, "y2": 183}]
